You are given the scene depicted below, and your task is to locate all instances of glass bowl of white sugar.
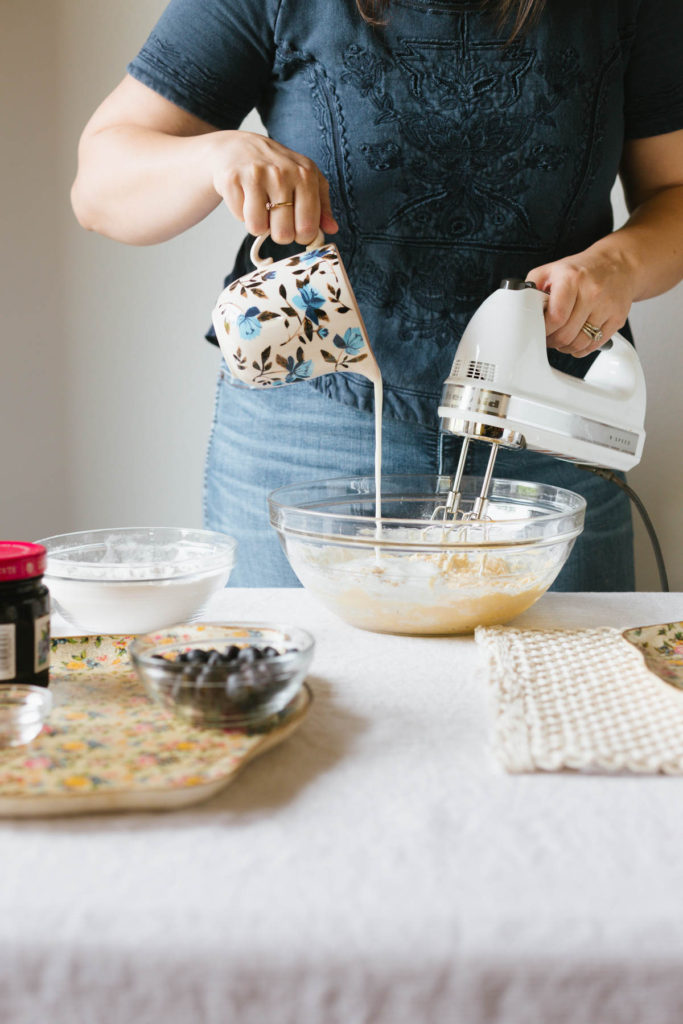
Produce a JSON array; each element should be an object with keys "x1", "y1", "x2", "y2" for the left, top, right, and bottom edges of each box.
[
  {"x1": 38, "y1": 527, "x2": 237, "y2": 635},
  {"x1": 269, "y1": 474, "x2": 585, "y2": 636}
]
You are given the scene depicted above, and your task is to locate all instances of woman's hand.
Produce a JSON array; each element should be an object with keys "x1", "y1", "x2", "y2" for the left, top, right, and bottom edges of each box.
[
  {"x1": 526, "y1": 243, "x2": 637, "y2": 357},
  {"x1": 209, "y1": 130, "x2": 339, "y2": 246},
  {"x1": 526, "y1": 129, "x2": 683, "y2": 358}
]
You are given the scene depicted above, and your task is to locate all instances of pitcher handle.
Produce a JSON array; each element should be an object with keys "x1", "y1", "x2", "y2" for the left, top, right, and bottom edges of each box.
[{"x1": 249, "y1": 229, "x2": 327, "y2": 268}]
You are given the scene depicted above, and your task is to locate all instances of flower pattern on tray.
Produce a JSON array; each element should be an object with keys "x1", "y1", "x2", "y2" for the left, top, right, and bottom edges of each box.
[
  {"x1": 0, "y1": 633, "x2": 308, "y2": 801},
  {"x1": 622, "y1": 622, "x2": 683, "y2": 690}
]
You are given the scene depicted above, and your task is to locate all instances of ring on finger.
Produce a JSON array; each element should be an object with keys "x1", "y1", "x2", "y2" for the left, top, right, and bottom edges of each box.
[
  {"x1": 581, "y1": 320, "x2": 604, "y2": 344},
  {"x1": 265, "y1": 199, "x2": 295, "y2": 211}
]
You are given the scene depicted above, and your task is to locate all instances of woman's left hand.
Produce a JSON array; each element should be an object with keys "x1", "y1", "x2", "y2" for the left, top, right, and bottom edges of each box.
[{"x1": 526, "y1": 243, "x2": 636, "y2": 357}]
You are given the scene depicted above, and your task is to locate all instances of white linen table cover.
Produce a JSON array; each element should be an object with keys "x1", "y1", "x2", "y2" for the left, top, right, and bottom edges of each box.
[{"x1": 2, "y1": 590, "x2": 683, "y2": 1024}]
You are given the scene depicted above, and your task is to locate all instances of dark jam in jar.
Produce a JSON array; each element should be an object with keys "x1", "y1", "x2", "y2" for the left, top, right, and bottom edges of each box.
[{"x1": 0, "y1": 542, "x2": 50, "y2": 688}]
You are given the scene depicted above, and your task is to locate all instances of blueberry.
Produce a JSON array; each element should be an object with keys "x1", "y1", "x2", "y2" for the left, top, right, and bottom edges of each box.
[
  {"x1": 226, "y1": 675, "x2": 251, "y2": 703},
  {"x1": 238, "y1": 647, "x2": 258, "y2": 665}
]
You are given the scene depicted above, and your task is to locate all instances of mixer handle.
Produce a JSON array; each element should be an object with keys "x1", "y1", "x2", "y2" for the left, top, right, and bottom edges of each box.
[
  {"x1": 598, "y1": 332, "x2": 628, "y2": 355},
  {"x1": 529, "y1": 286, "x2": 643, "y2": 400},
  {"x1": 250, "y1": 229, "x2": 327, "y2": 268},
  {"x1": 535, "y1": 289, "x2": 635, "y2": 362},
  {"x1": 582, "y1": 329, "x2": 644, "y2": 397}
]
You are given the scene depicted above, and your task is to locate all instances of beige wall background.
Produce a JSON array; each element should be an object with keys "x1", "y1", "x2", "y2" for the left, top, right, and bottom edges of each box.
[{"x1": 2, "y1": 0, "x2": 681, "y2": 590}]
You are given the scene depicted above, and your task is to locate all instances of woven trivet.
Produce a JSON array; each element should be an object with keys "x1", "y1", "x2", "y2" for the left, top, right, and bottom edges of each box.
[{"x1": 475, "y1": 626, "x2": 683, "y2": 774}]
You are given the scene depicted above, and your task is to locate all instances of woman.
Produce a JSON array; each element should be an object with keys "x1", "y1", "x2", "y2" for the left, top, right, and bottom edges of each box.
[{"x1": 71, "y1": 0, "x2": 683, "y2": 588}]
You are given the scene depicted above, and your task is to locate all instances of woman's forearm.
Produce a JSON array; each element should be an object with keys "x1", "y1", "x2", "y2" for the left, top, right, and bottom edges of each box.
[
  {"x1": 604, "y1": 183, "x2": 683, "y2": 301},
  {"x1": 71, "y1": 125, "x2": 224, "y2": 245}
]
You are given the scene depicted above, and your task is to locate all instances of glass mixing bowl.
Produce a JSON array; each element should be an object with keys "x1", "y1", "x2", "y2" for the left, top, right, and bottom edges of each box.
[
  {"x1": 269, "y1": 474, "x2": 586, "y2": 636},
  {"x1": 39, "y1": 527, "x2": 237, "y2": 635}
]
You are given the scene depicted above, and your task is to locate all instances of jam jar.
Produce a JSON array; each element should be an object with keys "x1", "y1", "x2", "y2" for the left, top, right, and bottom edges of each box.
[{"x1": 0, "y1": 542, "x2": 50, "y2": 687}]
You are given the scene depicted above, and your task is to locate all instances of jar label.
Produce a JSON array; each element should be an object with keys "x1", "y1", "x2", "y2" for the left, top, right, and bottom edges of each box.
[
  {"x1": 34, "y1": 614, "x2": 50, "y2": 673},
  {"x1": 0, "y1": 623, "x2": 16, "y2": 681}
]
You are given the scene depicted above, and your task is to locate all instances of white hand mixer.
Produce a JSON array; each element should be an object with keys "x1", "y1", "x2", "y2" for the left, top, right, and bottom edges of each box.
[{"x1": 434, "y1": 278, "x2": 647, "y2": 523}]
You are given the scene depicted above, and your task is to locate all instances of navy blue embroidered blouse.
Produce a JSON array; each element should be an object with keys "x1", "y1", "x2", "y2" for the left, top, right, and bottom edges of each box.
[{"x1": 128, "y1": 0, "x2": 683, "y2": 426}]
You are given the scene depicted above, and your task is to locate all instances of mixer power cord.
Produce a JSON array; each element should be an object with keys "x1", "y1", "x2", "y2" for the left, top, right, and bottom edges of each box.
[{"x1": 577, "y1": 465, "x2": 670, "y2": 592}]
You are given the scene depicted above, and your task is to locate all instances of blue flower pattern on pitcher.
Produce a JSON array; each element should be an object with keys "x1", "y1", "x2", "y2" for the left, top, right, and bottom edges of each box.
[
  {"x1": 293, "y1": 285, "x2": 325, "y2": 325},
  {"x1": 237, "y1": 306, "x2": 262, "y2": 340},
  {"x1": 283, "y1": 353, "x2": 314, "y2": 383},
  {"x1": 300, "y1": 248, "x2": 326, "y2": 265},
  {"x1": 334, "y1": 328, "x2": 364, "y2": 354}
]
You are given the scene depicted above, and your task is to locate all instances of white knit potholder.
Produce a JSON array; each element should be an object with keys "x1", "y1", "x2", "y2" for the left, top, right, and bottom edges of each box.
[{"x1": 475, "y1": 626, "x2": 683, "y2": 774}]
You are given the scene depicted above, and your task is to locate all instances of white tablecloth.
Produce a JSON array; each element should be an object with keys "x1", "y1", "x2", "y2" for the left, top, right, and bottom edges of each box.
[{"x1": 2, "y1": 590, "x2": 683, "y2": 1024}]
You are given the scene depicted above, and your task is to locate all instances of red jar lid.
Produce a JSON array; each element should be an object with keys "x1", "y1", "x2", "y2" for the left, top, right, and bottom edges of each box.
[{"x1": 0, "y1": 542, "x2": 47, "y2": 581}]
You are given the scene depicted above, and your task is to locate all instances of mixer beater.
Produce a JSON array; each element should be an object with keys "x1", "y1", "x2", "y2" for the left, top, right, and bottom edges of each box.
[{"x1": 432, "y1": 436, "x2": 500, "y2": 525}]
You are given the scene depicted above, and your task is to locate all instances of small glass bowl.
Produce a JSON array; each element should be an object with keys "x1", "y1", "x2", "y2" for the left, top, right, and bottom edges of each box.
[
  {"x1": 0, "y1": 685, "x2": 53, "y2": 747},
  {"x1": 129, "y1": 623, "x2": 315, "y2": 730},
  {"x1": 38, "y1": 527, "x2": 237, "y2": 635}
]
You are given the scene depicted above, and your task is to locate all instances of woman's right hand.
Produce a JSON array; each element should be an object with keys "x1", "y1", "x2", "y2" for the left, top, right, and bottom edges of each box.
[{"x1": 209, "y1": 130, "x2": 339, "y2": 245}]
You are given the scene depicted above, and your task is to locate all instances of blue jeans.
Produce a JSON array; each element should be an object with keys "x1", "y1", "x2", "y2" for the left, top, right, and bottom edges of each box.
[{"x1": 204, "y1": 369, "x2": 635, "y2": 590}]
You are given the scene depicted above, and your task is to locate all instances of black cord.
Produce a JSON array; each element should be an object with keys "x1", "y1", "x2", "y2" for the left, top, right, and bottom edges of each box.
[{"x1": 577, "y1": 464, "x2": 670, "y2": 592}]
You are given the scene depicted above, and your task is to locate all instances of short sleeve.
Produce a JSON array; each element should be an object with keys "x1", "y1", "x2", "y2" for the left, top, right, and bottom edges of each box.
[
  {"x1": 127, "y1": 0, "x2": 279, "y2": 130},
  {"x1": 623, "y1": 0, "x2": 683, "y2": 138}
]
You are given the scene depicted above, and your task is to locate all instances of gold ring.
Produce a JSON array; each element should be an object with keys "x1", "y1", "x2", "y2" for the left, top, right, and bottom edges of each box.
[
  {"x1": 265, "y1": 200, "x2": 294, "y2": 211},
  {"x1": 581, "y1": 320, "x2": 603, "y2": 343}
]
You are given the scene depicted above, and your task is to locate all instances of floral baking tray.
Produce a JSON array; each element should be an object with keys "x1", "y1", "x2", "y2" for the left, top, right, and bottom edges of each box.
[
  {"x1": 622, "y1": 622, "x2": 683, "y2": 690},
  {"x1": 0, "y1": 635, "x2": 311, "y2": 817}
]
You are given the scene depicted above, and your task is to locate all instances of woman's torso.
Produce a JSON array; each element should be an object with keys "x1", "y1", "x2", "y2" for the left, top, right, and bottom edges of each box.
[
  {"x1": 233, "y1": 0, "x2": 640, "y2": 422},
  {"x1": 126, "y1": 0, "x2": 651, "y2": 422}
]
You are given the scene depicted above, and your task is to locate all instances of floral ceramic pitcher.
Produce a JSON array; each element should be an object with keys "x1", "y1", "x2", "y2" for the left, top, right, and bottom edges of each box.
[{"x1": 211, "y1": 231, "x2": 380, "y2": 388}]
